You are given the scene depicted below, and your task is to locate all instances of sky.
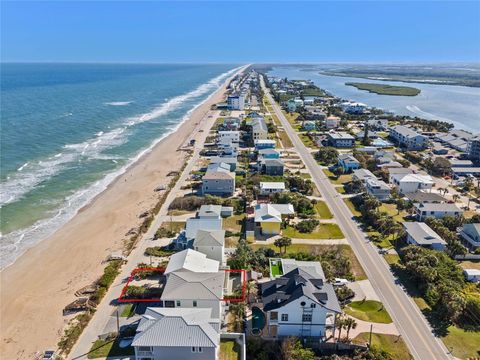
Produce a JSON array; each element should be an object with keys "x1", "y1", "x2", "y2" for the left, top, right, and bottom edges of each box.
[{"x1": 1, "y1": 1, "x2": 479, "y2": 63}]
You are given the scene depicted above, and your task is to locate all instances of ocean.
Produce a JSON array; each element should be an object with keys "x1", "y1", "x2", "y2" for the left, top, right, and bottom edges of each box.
[
  {"x1": 268, "y1": 67, "x2": 480, "y2": 132},
  {"x1": 0, "y1": 63, "x2": 240, "y2": 269}
]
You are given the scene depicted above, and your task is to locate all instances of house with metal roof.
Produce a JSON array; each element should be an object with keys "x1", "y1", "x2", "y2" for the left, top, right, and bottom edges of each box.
[
  {"x1": 365, "y1": 178, "x2": 391, "y2": 200},
  {"x1": 259, "y1": 182, "x2": 286, "y2": 196},
  {"x1": 209, "y1": 156, "x2": 237, "y2": 171},
  {"x1": 403, "y1": 222, "x2": 446, "y2": 250},
  {"x1": 132, "y1": 307, "x2": 220, "y2": 360},
  {"x1": 404, "y1": 191, "x2": 446, "y2": 204},
  {"x1": 197, "y1": 204, "x2": 233, "y2": 219},
  {"x1": 162, "y1": 271, "x2": 225, "y2": 318},
  {"x1": 414, "y1": 203, "x2": 463, "y2": 221},
  {"x1": 261, "y1": 159, "x2": 284, "y2": 176},
  {"x1": 389, "y1": 125, "x2": 428, "y2": 150},
  {"x1": 259, "y1": 266, "x2": 341, "y2": 339},
  {"x1": 327, "y1": 131, "x2": 355, "y2": 148},
  {"x1": 337, "y1": 153, "x2": 360, "y2": 172},
  {"x1": 254, "y1": 203, "x2": 294, "y2": 236},
  {"x1": 391, "y1": 173, "x2": 434, "y2": 194},
  {"x1": 165, "y1": 249, "x2": 219, "y2": 275},
  {"x1": 352, "y1": 168, "x2": 376, "y2": 183},
  {"x1": 201, "y1": 171, "x2": 235, "y2": 196},
  {"x1": 460, "y1": 223, "x2": 480, "y2": 251},
  {"x1": 193, "y1": 229, "x2": 226, "y2": 265}
]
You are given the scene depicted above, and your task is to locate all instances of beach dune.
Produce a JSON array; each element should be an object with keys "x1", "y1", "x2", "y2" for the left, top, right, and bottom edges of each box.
[{"x1": 0, "y1": 71, "x2": 238, "y2": 359}]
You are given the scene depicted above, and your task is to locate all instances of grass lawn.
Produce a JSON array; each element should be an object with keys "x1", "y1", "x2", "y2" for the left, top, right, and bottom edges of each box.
[
  {"x1": 458, "y1": 260, "x2": 480, "y2": 270},
  {"x1": 252, "y1": 243, "x2": 367, "y2": 280},
  {"x1": 219, "y1": 339, "x2": 240, "y2": 360},
  {"x1": 298, "y1": 133, "x2": 318, "y2": 148},
  {"x1": 383, "y1": 254, "x2": 400, "y2": 265},
  {"x1": 159, "y1": 221, "x2": 185, "y2": 233},
  {"x1": 270, "y1": 261, "x2": 283, "y2": 277},
  {"x1": 343, "y1": 198, "x2": 362, "y2": 217},
  {"x1": 120, "y1": 303, "x2": 135, "y2": 318},
  {"x1": 353, "y1": 333, "x2": 411, "y2": 360},
  {"x1": 87, "y1": 338, "x2": 135, "y2": 359},
  {"x1": 315, "y1": 201, "x2": 333, "y2": 219},
  {"x1": 322, "y1": 169, "x2": 352, "y2": 185},
  {"x1": 283, "y1": 224, "x2": 344, "y2": 239},
  {"x1": 336, "y1": 186, "x2": 346, "y2": 194},
  {"x1": 277, "y1": 129, "x2": 293, "y2": 148},
  {"x1": 441, "y1": 325, "x2": 480, "y2": 359},
  {"x1": 379, "y1": 203, "x2": 407, "y2": 222},
  {"x1": 345, "y1": 300, "x2": 393, "y2": 323},
  {"x1": 223, "y1": 214, "x2": 245, "y2": 233},
  {"x1": 166, "y1": 209, "x2": 193, "y2": 216}
]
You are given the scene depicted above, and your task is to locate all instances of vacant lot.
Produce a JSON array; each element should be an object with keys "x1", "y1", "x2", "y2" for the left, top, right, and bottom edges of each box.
[{"x1": 345, "y1": 300, "x2": 393, "y2": 323}]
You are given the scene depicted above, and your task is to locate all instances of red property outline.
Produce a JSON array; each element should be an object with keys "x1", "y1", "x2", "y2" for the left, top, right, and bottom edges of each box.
[{"x1": 117, "y1": 268, "x2": 246, "y2": 303}]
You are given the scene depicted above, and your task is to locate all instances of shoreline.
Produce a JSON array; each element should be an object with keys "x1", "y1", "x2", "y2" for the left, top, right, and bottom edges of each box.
[
  {"x1": 0, "y1": 66, "x2": 241, "y2": 271},
  {"x1": 0, "y1": 66, "x2": 244, "y2": 359}
]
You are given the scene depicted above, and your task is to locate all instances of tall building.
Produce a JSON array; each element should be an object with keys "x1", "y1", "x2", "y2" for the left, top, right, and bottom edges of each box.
[{"x1": 467, "y1": 135, "x2": 480, "y2": 164}]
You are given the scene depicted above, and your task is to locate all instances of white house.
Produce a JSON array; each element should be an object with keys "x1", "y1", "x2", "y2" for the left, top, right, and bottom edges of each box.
[
  {"x1": 165, "y1": 249, "x2": 219, "y2": 274},
  {"x1": 459, "y1": 223, "x2": 480, "y2": 251},
  {"x1": 259, "y1": 182, "x2": 286, "y2": 195},
  {"x1": 340, "y1": 101, "x2": 367, "y2": 114},
  {"x1": 162, "y1": 271, "x2": 225, "y2": 319},
  {"x1": 227, "y1": 93, "x2": 245, "y2": 110},
  {"x1": 132, "y1": 307, "x2": 220, "y2": 360},
  {"x1": 390, "y1": 173, "x2": 434, "y2": 194},
  {"x1": 414, "y1": 203, "x2": 463, "y2": 221},
  {"x1": 366, "y1": 118, "x2": 389, "y2": 130},
  {"x1": 217, "y1": 131, "x2": 240, "y2": 149},
  {"x1": 389, "y1": 125, "x2": 428, "y2": 150},
  {"x1": 464, "y1": 269, "x2": 480, "y2": 283},
  {"x1": 403, "y1": 222, "x2": 446, "y2": 250},
  {"x1": 254, "y1": 203, "x2": 295, "y2": 236},
  {"x1": 365, "y1": 178, "x2": 391, "y2": 200},
  {"x1": 260, "y1": 265, "x2": 341, "y2": 339},
  {"x1": 193, "y1": 229, "x2": 226, "y2": 265},
  {"x1": 185, "y1": 217, "x2": 223, "y2": 240}
]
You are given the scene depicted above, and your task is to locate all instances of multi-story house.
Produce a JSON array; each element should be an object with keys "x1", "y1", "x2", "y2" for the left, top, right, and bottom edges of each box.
[
  {"x1": 389, "y1": 125, "x2": 427, "y2": 150},
  {"x1": 414, "y1": 203, "x2": 463, "y2": 221},
  {"x1": 460, "y1": 223, "x2": 480, "y2": 251}
]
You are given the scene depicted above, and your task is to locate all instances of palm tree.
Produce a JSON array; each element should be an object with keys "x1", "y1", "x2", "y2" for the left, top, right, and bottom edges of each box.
[
  {"x1": 452, "y1": 194, "x2": 460, "y2": 203},
  {"x1": 336, "y1": 315, "x2": 347, "y2": 342},
  {"x1": 344, "y1": 317, "x2": 358, "y2": 341}
]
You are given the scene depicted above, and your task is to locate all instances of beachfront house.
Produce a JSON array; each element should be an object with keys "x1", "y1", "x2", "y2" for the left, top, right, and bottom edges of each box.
[
  {"x1": 209, "y1": 156, "x2": 237, "y2": 171},
  {"x1": 260, "y1": 262, "x2": 341, "y2": 339},
  {"x1": 389, "y1": 125, "x2": 428, "y2": 150},
  {"x1": 254, "y1": 203, "x2": 294, "y2": 236},
  {"x1": 390, "y1": 173, "x2": 434, "y2": 194},
  {"x1": 132, "y1": 307, "x2": 220, "y2": 360},
  {"x1": 217, "y1": 131, "x2": 240, "y2": 149},
  {"x1": 165, "y1": 249, "x2": 220, "y2": 274},
  {"x1": 366, "y1": 118, "x2": 389, "y2": 130},
  {"x1": 403, "y1": 222, "x2": 446, "y2": 251},
  {"x1": 459, "y1": 223, "x2": 480, "y2": 251},
  {"x1": 197, "y1": 204, "x2": 233, "y2": 219},
  {"x1": 403, "y1": 191, "x2": 446, "y2": 204},
  {"x1": 227, "y1": 93, "x2": 245, "y2": 110},
  {"x1": 193, "y1": 229, "x2": 226, "y2": 265},
  {"x1": 202, "y1": 171, "x2": 235, "y2": 196},
  {"x1": 327, "y1": 132, "x2": 355, "y2": 148},
  {"x1": 259, "y1": 182, "x2": 286, "y2": 196},
  {"x1": 467, "y1": 136, "x2": 480, "y2": 163},
  {"x1": 365, "y1": 178, "x2": 391, "y2": 200},
  {"x1": 340, "y1": 101, "x2": 367, "y2": 114},
  {"x1": 337, "y1": 154, "x2": 360, "y2": 172},
  {"x1": 414, "y1": 203, "x2": 463, "y2": 221},
  {"x1": 162, "y1": 270, "x2": 225, "y2": 318}
]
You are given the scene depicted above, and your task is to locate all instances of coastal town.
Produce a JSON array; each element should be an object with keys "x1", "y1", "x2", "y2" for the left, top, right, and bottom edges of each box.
[{"x1": 23, "y1": 67, "x2": 480, "y2": 360}]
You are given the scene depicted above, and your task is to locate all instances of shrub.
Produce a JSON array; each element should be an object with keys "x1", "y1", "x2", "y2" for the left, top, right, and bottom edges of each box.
[
  {"x1": 144, "y1": 246, "x2": 175, "y2": 257},
  {"x1": 295, "y1": 219, "x2": 319, "y2": 233}
]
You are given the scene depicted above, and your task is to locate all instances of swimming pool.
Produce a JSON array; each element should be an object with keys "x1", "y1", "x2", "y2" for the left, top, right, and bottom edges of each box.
[
  {"x1": 372, "y1": 138, "x2": 392, "y2": 148},
  {"x1": 251, "y1": 306, "x2": 266, "y2": 334}
]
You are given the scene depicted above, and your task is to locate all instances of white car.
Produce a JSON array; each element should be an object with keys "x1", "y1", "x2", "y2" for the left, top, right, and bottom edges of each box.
[{"x1": 333, "y1": 278, "x2": 350, "y2": 286}]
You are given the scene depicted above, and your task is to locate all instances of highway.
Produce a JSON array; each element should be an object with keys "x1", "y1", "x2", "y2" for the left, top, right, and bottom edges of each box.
[{"x1": 261, "y1": 76, "x2": 451, "y2": 360}]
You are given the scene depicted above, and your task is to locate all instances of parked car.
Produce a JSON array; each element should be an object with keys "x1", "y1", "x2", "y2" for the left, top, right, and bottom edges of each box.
[{"x1": 333, "y1": 278, "x2": 350, "y2": 286}]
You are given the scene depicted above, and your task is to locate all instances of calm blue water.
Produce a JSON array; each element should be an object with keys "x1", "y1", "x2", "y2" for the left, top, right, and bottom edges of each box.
[
  {"x1": 268, "y1": 67, "x2": 480, "y2": 132},
  {"x1": 0, "y1": 63, "x2": 240, "y2": 268}
]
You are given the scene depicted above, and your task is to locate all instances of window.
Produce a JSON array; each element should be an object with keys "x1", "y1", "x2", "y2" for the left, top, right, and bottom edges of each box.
[
  {"x1": 302, "y1": 313, "x2": 312, "y2": 322},
  {"x1": 193, "y1": 300, "x2": 197, "y2": 307},
  {"x1": 192, "y1": 347, "x2": 203, "y2": 353},
  {"x1": 281, "y1": 314, "x2": 288, "y2": 321},
  {"x1": 176, "y1": 300, "x2": 181, "y2": 307},
  {"x1": 310, "y1": 303, "x2": 316, "y2": 308},
  {"x1": 270, "y1": 312, "x2": 278, "y2": 321},
  {"x1": 164, "y1": 300, "x2": 175, "y2": 308},
  {"x1": 139, "y1": 346, "x2": 152, "y2": 352}
]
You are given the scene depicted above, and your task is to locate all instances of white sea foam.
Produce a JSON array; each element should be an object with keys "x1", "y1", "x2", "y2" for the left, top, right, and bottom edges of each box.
[
  {"x1": 17, "y1": 162, "x2": 29, "y2": 171},
  {"x1": 105, "y1": 101, "x2": 132, "y2": 106},
  {"x1": 405, "y1": 105, "x2": 468, "y2": 131},
  {"x1": 0, "y1": 65, "x2": 244, "y2": 269}
]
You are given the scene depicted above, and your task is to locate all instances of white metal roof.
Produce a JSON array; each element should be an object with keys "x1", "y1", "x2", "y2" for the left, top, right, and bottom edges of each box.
[{"x1": 164, "y1": 249, "x2": 219, "y2": 274}]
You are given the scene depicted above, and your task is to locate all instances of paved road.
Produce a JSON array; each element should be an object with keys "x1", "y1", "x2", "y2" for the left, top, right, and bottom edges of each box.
[{"x1": 262, "y1": 77, "x2": 451, "y2": 360}]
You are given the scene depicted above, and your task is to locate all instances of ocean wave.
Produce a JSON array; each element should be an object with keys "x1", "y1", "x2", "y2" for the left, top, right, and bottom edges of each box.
[
  {"x1": 405, "y1": 105, "x2": 468, "y2": 131},
  {"x1": 0, "y1": 65, "x2": 243, "y2": 269},
  {"x1": 105, "y1": 101, "x2": 132, "y2": 106}
]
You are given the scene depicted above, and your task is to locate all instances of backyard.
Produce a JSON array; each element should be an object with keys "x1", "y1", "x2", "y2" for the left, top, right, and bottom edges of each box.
[
  {"x1": 219, "y1": 339, "x2": 241, "y2": 360},
  {"x1": 283, "y1": 223, "x2": 344, "y2": 239}
]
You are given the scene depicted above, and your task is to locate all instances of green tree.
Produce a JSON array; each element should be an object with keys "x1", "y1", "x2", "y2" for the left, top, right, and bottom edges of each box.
[
  {"x1": 344, "y1": 317, "x2": 358, "y2": 341},
  {"x1": 274, "y1": 237, "x2": 292, "y2": 254}
]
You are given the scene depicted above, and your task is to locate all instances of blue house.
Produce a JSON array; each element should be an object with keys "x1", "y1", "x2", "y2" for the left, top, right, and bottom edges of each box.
[
  {"x1": 338, "y1": 153, "x2": 360, "y2": 172},
  {"x1": 302, "y1": 121, "x2": 316, "y2": 131},
  {"x1": 258, "y1": 148, "x2": 280, "y2": 159}
]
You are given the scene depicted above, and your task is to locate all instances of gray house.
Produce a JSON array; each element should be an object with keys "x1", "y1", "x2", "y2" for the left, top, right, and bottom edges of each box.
[
  {"x1": 202, "y1": 171, "x2": 235, "y2": 196},
  {"x1": 327, "y1": 132, "x2": 355, "y2": 148},
  {"x1": 389, "y1": 125, "x2": 427, "y2": 150},
  {"x1": 403, "y1": 222, "x2": 446, "y2": 250},
  {"x1": 262, "y1": 159, "x2": 284, "y2": 176},
  {"x1": 460, "y1": 223, "x2": 480, "y2": 251},
  {"x1": 365, "y1": 178, "x2": 391, "y2": 200},
  {"x1": 132, "y1": 307, "x2": 220, "y2": 360}
]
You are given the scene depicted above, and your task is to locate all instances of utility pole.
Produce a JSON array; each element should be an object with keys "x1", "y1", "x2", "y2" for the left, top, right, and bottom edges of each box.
[
  {"x1": 368, "y1": 324, "x2": 373, "y2": 350},
  {"x1": 116, "y1": 309, "x2": 120, "y2": 334}
]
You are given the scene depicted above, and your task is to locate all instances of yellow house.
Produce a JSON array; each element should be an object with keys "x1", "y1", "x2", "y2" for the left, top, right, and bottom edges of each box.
[{"x1": 254, "y1": 203, "x2": 295, "y2": 236}]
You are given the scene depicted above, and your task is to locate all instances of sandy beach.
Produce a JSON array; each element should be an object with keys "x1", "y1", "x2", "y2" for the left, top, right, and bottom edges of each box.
[{"x1": 0, "y1": 70, "x2": 240, "y2": 359}]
